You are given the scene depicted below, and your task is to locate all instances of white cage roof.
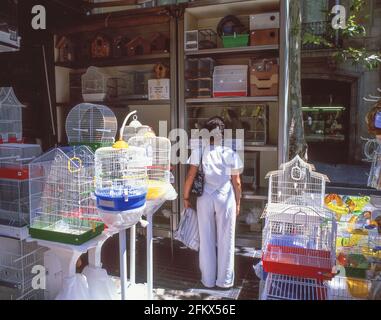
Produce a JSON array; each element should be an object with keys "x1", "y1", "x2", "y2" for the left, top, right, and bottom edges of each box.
[
  {"x1": 65, "y1": 103, "x2": 118, "y2": 145},
  {"x1": 0, "y1": 87, "x2": 25, "y2": 108},
  {"x1": 266, "y1": 155, "x2": 330, "y2": 207}
]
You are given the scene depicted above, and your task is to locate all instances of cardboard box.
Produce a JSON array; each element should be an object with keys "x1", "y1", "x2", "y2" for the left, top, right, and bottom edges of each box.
[
  {"x1": 250, "y1": 12, "x2": 280, "y2": 30},
  {"x1": 250, "y1": 29, "x2": 279, "y2": 46},
  {"x1": 148, "y1": 79, "x2": 170, "y2": 100}
]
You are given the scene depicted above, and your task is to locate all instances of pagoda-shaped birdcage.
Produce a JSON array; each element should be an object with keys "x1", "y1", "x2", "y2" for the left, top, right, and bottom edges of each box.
[
  {"x1": 261, "y1": 156, "x2": 337, "y2": 299},
  {"x1": 0, "y1": 87, "x2": 25, "y2": 143},
  {"x1": 29, "y1": 146, "x2": 104, "y2": 245},
  {"x1": 65, "y1": 103, "x2": 118, "y2": 151}
]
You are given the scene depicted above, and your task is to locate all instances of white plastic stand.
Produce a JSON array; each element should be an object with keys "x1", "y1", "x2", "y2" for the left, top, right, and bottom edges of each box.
[{"x1": 28, "y1": 232, "x2": 113, "y2": 300}]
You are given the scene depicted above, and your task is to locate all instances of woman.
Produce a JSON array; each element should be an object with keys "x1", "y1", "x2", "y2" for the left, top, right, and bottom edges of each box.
[{"x1": 183, "y1": 117, "x2": 243, "y2": 289}]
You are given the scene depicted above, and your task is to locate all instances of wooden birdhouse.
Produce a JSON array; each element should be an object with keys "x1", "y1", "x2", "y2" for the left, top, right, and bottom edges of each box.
[
  {"x1": 56, "y1": 36, "x2": 75, "y2": 62},
  {"x1": 91, "y1": 34, "x2": 111, "y2": 59},
  {"x1": 125, "y1": 36, "x2": 151, "y2": 57},
  {"x1": 150, "y1": 33, "x2": 169, "y2": 53},
  {"x1": 113, "y1": 36, "x2": 130, "y2": 58}
]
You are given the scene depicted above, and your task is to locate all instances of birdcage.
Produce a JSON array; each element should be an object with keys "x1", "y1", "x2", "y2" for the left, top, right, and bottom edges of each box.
[
  {"x1": 29, "y1": 146, "x2": 104, "y2": 245},
  {"x1": 81, "y1": 66, "x2": 127, "y2": 102},
  {"x1": 0, "y1": 87, "x2": 25, "y2": 143},
  {"x1": 266, "y1": 155, "x2": 329, "y2": 207},
  {"x1": 0, "y1": 237, "x2": 45, "y2": 300},
  {"x1": 65, "y1": 103, "x2": 118, "y2": 151},
  {"x1": 261, "y1": 205, "x2": 337, "y2": 280},
  {"x1": 326, "y1": 275, "x2": 378, "y2": 300},
  {"x1": 122, "y1": 114, "x2": 153, "y2": 142},
  {"x1": 94, "y1": 144, "x2": 150, "y2": 230},
  {"x1": 128, "y1": 135, "x2": 172, "y2": 201},
  {"x1": 0, "y1": 144, "x2": 42, "y2": 228},
  {"x1": 262, "y1": 273, "x2": 329, "y2": 300}
]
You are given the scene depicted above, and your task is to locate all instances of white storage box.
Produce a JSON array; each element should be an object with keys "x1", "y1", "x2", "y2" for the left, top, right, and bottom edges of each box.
[
  {"x1": 213, "y1": 65, "x2": 248, "y2": 98},
  {"x1": 250, "y1": 12, "x2": 280, "y2": 30},
  {"x1": 148, "y1": 79, "x2": 170, "y2": 100}
]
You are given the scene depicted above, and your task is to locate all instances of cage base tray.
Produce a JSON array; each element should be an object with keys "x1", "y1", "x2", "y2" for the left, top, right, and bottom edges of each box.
[{"x1": 29, "y1": 222, "x2": 104, "y2": 246}]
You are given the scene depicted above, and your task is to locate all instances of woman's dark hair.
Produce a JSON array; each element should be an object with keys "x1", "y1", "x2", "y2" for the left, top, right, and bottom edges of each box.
[{"x1": 204, "y1": 116, "x2": 225, "y2": 138}]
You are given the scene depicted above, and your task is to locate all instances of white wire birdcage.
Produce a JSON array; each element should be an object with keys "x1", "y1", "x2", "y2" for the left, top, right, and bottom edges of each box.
[
  {"x1": 29, "y1": 146, "x2": 104, "y2": 245},
  {"x1": 0, "y1": 87, "x2": 25, "y2": 143},
  {"x1": 122, "y1": 114, "x2": 153, "y2": 142},
  {"x1": 261, "y1": 205, "x2": 337, "y2": 280},
  {"x1": 65, "y1": 103, "x2": 118, "y2": 150},
  {"x1": 266, "y1": 155, "x2": 329, "y2": 207},
  {"x1": 262, "y1": 273, "x2": 329, "y2": 300},
  {"x1": 128, "y1": 135, "x2": 172, "y2": 201},
  {"x1": 94, "y1": 144, "x2": 150, "y2": 230},
  {"x1": 0, "y1": 237, "x2": 46, "y2": 300},
  {"x1": 0, "y1": 144, "x2": 42, "y2": 228},
  {"x1": 81, "y1": 66, "x2": 127, "y2": 102}
]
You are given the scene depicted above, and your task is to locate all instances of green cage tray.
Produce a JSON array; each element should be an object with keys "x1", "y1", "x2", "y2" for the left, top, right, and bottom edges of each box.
[
  {"x1": 29, "y1": 218, "x2": 105, "y2": 245},
  {"x1": 222, "y1": 34, "x2": 249, "y2": 48},
  {"x1": 70, "y1": 142, "x2": 113, "y2": 152}
]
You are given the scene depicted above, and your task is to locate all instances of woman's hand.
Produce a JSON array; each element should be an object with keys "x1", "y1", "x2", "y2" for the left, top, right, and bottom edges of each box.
[
  {"x1": 184, "y1": 199, "x2": 192, "y2": 209},
  {"x1": 236, "y1": 204, "x2": 241, "y2": 217}
]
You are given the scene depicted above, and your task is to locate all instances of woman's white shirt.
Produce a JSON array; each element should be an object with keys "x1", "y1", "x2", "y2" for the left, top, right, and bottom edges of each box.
[{"x1": 187, "y1": 145, "x2": 243, "y2": 195}]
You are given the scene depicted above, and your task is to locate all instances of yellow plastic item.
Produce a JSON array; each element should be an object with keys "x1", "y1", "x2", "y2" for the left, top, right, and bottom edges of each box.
[
  {"x1": 113, "y1": 140, "x2": 129, "y2": 149},
  {"x1": 346, "y1": 278, "x2": 369, "y2": 299},
  {"x1": 144, "y1": 131, "x2": 156, "y2": 138},
  {"x1": 146, "y1": 180, "x2": 167, "y2": 200}
]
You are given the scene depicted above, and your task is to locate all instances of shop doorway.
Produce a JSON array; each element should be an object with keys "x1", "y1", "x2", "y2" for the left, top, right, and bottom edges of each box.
[{"x1": 302, "y1": 79, "x2": 351, "y2": 164}]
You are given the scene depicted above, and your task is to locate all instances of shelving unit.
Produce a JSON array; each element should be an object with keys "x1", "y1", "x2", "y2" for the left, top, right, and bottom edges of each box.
[
  {"x1": 53, "y1": 7, "x2": 179, "y2": 239},
  {"x1": 178, "y1": 0, "x2": 287, "y2": 247}
]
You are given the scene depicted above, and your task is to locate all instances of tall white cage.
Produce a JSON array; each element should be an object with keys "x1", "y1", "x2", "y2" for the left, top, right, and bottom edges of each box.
[
  {"x1": 266, "y1": 155, "x2": 329, "y2": 207},
  {"x1": 29, "y1": 146, "x2": 104, "y2": 245},
  {"x1": 0, "y1": 87, "x2": 25, "y2": 143},
  {"x1": 94, "y1": 144, "x2": 150, "y2": 230},
  {"x1": 368, "y1": 143, "x2": 381, "y2": 190},
  {"x1": 261, "y1": 155, "x2": 337, "y2": 283},
  {"x1": 65, "y1": 103, "x2": 118, "y2": 151},
  {"x1": 0, "y1": 237, "x2": 45, "y2": 300},
  {"x1": 0, "y1": 144, "x2": 42, "y2": 228},
  {"x1": 128, "y1": 135, "x2": 172, "y2": 201}
]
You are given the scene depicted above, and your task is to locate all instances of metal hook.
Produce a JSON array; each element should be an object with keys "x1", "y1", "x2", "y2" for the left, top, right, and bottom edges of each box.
[{"x1": 363, "y1": 97, "x2": 378, "y2": 102}]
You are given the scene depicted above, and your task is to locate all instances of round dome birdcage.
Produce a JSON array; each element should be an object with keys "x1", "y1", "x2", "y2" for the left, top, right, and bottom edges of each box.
[
  {"x1": 94, "y1": 144, "x2": 151, "y2": 230},
  {"x1": 65, "y1": 103, "x2": 118, "y2": 151}
]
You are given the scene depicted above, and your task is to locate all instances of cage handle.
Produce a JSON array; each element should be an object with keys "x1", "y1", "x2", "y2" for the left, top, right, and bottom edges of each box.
[{"x1": 68, "y1": 157, "x2": 82, "y2": 173}]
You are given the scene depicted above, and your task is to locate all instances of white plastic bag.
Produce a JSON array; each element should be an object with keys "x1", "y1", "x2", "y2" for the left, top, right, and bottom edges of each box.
[
  {"x1": 55, "y1": 274, "x2": 90, "y2": 300},
  {"x1": 82, "y1": 266, "x2": 119, "y2": 300},
  {"x1": 174, "y1": 208, "x2": 200, "y2": 251}
]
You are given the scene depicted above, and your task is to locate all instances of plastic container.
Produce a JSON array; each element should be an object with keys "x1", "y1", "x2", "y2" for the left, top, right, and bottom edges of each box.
[
  {"x1": 222, "y1": 33, "x2": 249, "y2": 48},
  {"x1": 213, "y1": 65, "x2": 248, "y2": 98}
]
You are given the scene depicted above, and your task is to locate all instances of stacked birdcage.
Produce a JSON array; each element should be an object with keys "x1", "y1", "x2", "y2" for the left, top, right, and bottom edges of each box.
[
  {"x1": 0, "y1": 237, "x2": 46, "y2": 300},
  {"x1": 94, "y1": 142, "x2": 151, "y2": 230},
  {"x1": 65, "y1": 103, "x2": 118, "y2": 151},
  {"x1": 0, "y1": 144, "x2": 42, "y2": 228},
  {"x1": 261, "y1": 156, "x2": 337, "y2": 300},
  {"x1": 29, "y1": 146, "x2": 104, "y2": 245},
  {"x1": 0, "y1": 87, "x2": 24, "y2": 143}
]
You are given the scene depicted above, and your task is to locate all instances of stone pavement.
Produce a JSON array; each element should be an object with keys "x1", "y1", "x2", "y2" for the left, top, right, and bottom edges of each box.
[{"x1": 96, "y1": 234, "x2": 260, "y2": 300}]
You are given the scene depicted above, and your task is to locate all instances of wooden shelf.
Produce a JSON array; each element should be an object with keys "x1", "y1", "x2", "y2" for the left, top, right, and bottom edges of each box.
[
  {"x1": 55, "y1": 53, "x2": 170, "y2": 69},
  {"x1": 186, "y1": 96, "x2": 278, "y2": 104},
  {"x1": 185, "y1": 45, "x2": 279, "y2": 57},
  {"x1": 245, "y1": 145, "x2": 278, "y2": 152},
  {"x1": 56, "y1": 99, "x2": 170, "y2": 108}
]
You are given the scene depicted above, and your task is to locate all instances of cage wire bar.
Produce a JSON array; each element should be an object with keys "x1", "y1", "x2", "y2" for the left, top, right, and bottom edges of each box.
[
  {"x1": 0, "y1": 237, "x2": 45, "y2": 300},
  {"x1": 0, "y1": 87, "x2": 24, "y2": 143},
  {"x1": 0, "y1": 144, "x2": 42, "y2": 228},
  {"x1": 29, "y1": 146, "x2": 104, "y2": 245}
]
